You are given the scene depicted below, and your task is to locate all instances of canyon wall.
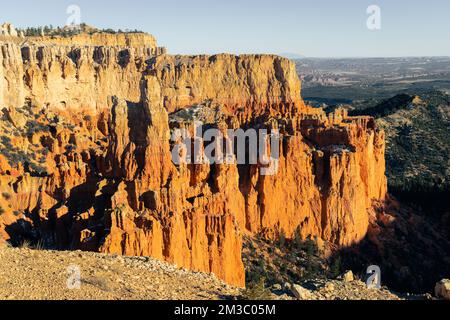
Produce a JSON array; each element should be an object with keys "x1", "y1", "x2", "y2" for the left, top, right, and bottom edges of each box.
[
  {"x1": 0, "y1": 40, "x2": 163, "y2": 111},
  {"x1": 27, "y1": 32, "x2": 159, "y2": 48},
  {"x1": 0, "y1": 33, "x2": 387, "y2": 287},
  {"x1": 147, "y1": 54, "x2": 302, "y2": 113}
]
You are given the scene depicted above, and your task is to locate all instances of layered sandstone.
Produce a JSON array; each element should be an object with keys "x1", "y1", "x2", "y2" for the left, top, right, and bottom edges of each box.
[
  {"x1": 27, "y1": 32, "x2": 159, "y2": 48},
  {"x1": 147, "y1": 54, "x2": 302, "y2": 113},
  {"x1": 0, "y1": 31, "x2": 387, "y2": 287},
  {"x1": 0, "y1": 40, "x2": 164, "y2": 111}
]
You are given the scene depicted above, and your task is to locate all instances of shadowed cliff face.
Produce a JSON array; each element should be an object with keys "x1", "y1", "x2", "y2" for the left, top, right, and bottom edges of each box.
[{"x1": 0, "y1": 34, "x2": 387, "y2": 287}]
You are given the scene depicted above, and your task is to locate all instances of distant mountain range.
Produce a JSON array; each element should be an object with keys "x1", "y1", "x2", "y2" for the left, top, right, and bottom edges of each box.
[{"x1": 278, "y1": 52, "x2": 306, "y2": 60}]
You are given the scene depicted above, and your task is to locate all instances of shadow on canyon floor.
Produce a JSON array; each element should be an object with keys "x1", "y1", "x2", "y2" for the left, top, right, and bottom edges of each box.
[{"x1": 333, "y1": 197, "x2": 450, "y2": 294}]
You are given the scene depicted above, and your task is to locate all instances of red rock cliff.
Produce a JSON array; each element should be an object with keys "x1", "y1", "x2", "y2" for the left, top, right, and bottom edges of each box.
[{"x1": 0, "y1": 33, "x2": 387, "y2": 287}]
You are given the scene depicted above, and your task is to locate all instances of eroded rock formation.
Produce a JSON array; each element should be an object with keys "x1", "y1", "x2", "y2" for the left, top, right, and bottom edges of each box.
[{"x1": 0, "y1": 31, "x2": 386, "y2": 287}]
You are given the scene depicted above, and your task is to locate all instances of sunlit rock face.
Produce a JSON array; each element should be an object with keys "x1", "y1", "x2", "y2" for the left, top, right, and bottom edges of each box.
[{"x1": 0, "y1": 32, "x2": 386, "y2": 287}]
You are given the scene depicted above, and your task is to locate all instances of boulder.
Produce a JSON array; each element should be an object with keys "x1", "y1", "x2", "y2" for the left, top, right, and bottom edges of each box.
[
  {"x1": 272, "y1": 283, "x2": 282, "y2": 291},
  {"x1": 291, "y1": 284, "x2": 312, "y2": 300},
  {"x1": 324, "y1": 282, "x2": 335, "y2": 292},
  {"x1": 435, "y1": 279, "x2": 450, "y2": 300},
  {"x1": 343, "y1": 270, "x2": 354, "y2": 282}
]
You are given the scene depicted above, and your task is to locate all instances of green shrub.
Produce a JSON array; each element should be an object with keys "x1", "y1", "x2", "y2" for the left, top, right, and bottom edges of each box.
[
  {"x1": 294, "y1": 226, "x2": 302, "y2": 249},
  {"x1": 279, "y1": 229, "x2": 286, "y2": 248},
  {"x1": 1, "y1": 192, "x2": 11, "y2": 200},
  {"x1": 303, "y1": 238, "x2": 321, "y2": 280},
  {"x1": 329, "y1": 256, "x2": 342, "y2": 278},
  {"x1": 305, "y1": 238, "x2": 318, "y2": 256},
  {"x1": 241, "y1": 278, "x2": 273, "y2": 300}
]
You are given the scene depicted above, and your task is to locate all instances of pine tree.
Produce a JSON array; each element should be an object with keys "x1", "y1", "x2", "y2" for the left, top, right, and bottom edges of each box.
[{"x1": 330, "y1": 256, "x2": 342, "y2": 278}]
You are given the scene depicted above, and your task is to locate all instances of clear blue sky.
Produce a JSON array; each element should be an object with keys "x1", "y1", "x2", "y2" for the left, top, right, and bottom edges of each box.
[{"x1": 2, "y1": 0, "x2": 449, "y2": 57}]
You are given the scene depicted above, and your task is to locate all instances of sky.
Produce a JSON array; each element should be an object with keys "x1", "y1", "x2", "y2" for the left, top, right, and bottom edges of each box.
[{"x1": 1, "y1": 0, "x2": 449, "y2": 57}]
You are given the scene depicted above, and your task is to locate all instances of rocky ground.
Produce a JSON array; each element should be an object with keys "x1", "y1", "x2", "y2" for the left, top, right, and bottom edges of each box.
[
  {"x1": 241, "y1": 236, "x2": 430, "y2": 301},
  {"x1": 0, "y1": 243, "x2": 424, "y2": 301},
  {"x1": 288, "y1": 276, "x2": 405, "y2": 300},
  {"x1": 0, "y1": 244, "x2": 239, "y2": 300}
]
